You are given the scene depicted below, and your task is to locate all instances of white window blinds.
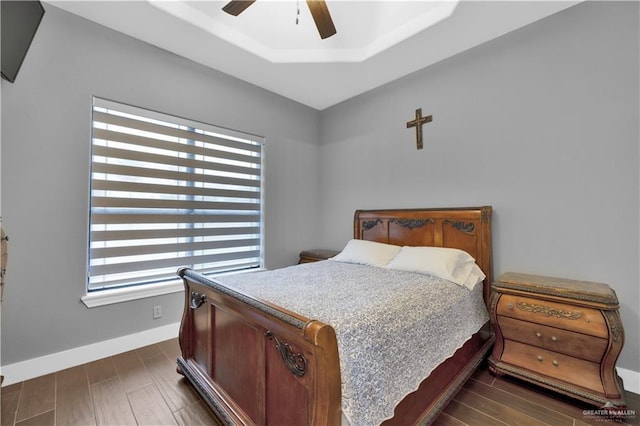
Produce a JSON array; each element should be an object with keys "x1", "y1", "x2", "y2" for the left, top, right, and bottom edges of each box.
[{"x1": 88, "y1": 98, "x2": 263, "y2": 291}]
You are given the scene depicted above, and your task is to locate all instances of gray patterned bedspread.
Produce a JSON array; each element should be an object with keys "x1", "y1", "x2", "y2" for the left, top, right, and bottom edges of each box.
[{"x1": 219, "y1": 261, "x2": 489, "y2": 426}]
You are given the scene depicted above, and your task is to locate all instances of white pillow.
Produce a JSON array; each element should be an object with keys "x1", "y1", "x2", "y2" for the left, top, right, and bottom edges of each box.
[
  {"x1": 330, "y1": 239, "x2": 401, "y2": 268},
  {"x1": 386, "y1": 246, "x2": 485, "y2": 289},
  {"x1": 461, "y1": 264, "x2": 487, "y2": 290}
]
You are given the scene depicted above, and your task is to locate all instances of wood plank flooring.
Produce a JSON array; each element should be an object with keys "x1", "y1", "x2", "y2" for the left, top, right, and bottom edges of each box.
[
  {"x1": 435, "y1": 366, "x2": 639, "y2": 426},
  {"x1": 2, "y1": 339, "x2": 638, "y2": 425},
  {"x1": 1, "y1": 339, "x2": 219, "y2": 426}
]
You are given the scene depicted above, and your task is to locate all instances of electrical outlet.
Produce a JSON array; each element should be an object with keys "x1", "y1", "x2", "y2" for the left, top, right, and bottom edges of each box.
[{"x1": 153, "y1": 305, "x2": 162, "y2": 319}]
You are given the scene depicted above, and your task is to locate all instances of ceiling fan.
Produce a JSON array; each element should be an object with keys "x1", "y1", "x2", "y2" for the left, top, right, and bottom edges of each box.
[{"x1": 222, "y1": 0, "x2": 337, "y2": 39}]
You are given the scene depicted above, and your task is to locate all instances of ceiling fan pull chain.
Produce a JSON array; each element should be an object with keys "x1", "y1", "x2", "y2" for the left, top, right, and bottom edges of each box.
[{"x1": 296, "y1": 0, "x2": 300, "y2": 25}]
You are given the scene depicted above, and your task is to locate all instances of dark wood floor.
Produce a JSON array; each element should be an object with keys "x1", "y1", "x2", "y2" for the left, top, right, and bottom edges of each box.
[
  {"x1": 1, "y1": 339, "x2": 218, "y2": 426},
  {"x1": 2, "y1": 338, "x2": 638, "y2": 425},
  {"x1": 435, "y1": 366, "x2": 639, "y2": 426}
]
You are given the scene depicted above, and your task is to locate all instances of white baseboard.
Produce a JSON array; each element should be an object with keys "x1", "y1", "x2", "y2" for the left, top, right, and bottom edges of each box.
[
  {"x1": 2, "y1": 323, "x2": 639, "y2": 398},
  {"x1": 618, "y1": 367, "x2": 640, "y2": 395},
  {"x1": 1, "y1": 322, "x2": 180, "y2": 386}
]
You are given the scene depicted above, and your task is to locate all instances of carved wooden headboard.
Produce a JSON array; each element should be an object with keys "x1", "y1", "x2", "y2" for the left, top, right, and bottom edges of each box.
[{"x1": 353, "y1": 206, "x2": 493, "y2": 304}]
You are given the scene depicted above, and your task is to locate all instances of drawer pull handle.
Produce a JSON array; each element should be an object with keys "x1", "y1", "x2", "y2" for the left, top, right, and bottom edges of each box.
[
  {"x1": 551, "y1": 336, "x2": 558, "y2": 342},
  {"x1": 507, "y1": 303, "x2": 514, "y2": 310},
  {"x1": 552, "y1": 360, "x2": 559, "y2": 367},
  {"x1": 537, "y1": 355, "x2": 544, "y2": 362},
  {"x1": 535, "y1": 332, "x2": 542, "y2": 338}
]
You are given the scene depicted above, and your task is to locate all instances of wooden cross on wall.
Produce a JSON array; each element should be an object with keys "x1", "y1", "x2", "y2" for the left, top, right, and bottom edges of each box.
[{"x1": 406, "y1": 108, "x2": 432, "y2": 150}]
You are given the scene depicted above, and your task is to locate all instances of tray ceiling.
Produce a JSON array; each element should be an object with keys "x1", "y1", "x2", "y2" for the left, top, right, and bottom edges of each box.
[{"x1": 47, "y1": 1, "x2": 580, "y2": 110}]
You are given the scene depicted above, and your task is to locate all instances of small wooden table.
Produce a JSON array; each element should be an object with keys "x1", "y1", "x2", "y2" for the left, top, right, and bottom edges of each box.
[
  {"x1": 488, "y1": 272, "x2": 625, "y2": 407},
  {"x1": 298, "y1": 249, "x2": 339, "y2": 264}
]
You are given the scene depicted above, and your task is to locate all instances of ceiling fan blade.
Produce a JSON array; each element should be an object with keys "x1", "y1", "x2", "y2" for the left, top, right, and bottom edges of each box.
[
  {"x1": 222, "y1": 0, "x2": 256, "y2": 16},
  {"x1": 306, "y1": 0, "x2": 337, "y2": 39}
]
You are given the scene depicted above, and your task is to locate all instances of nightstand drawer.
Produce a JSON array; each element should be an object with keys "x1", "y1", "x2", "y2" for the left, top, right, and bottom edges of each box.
[
  {"x1": 498, "y1": 316, "x2": 607, "y2": 363},
  {"x1": 497, "y1": 294, "x2": 608, "y2": 338},
  {"x1": 502, "y1": 340, "x2": 604, "y2": 394}
]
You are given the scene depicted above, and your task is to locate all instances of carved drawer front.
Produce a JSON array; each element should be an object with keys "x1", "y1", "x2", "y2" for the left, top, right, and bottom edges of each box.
[
  {"x1": 502, "y1": 340, "x2": 604, "y2": 394},
  {"x1": 498, "y1": 316, "x2": 607, "y2": 363},
  {"x1": 497, "y1": 295, "x2": 607, "y2": 338}
]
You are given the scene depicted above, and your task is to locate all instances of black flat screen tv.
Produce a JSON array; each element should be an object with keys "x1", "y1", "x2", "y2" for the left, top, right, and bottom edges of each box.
[{"x1": 1, "y1": 0, "x2": 45, "y2": 83}]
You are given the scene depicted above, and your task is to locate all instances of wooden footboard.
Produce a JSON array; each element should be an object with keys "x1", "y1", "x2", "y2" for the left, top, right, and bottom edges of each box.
[
  {"x1": 176, "y1": 267, "x2": 341, "y2": 425},
  {"x1": 177, "y1": 206, "x2": 495, "y2": 425}
]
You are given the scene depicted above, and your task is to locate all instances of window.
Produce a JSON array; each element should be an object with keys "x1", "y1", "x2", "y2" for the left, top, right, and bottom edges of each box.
[{"x1": 87, "y1": 97, "x2": 263, "y2": 295}]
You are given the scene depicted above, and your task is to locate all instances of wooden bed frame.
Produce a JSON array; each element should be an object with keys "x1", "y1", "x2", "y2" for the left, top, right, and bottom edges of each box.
[{"x1": 177, "y1": 206, "x2": 495, "y2": 425}]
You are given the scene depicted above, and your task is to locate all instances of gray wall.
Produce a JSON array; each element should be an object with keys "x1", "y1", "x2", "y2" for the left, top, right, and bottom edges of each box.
[
  {"x1": 2, "y1": 1, "x2": 639, "y2": 379},
  {"x1": 317, "y1": 1, "x2": 639, "y2": 372},
  {"x1": 1, "y1": 5, "x2": 321, "y2": 364}
]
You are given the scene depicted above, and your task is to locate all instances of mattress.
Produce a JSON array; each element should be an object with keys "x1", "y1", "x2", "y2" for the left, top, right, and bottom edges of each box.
[{"x1": 220, "y1": 260, "x2": 489, "y2": 426}]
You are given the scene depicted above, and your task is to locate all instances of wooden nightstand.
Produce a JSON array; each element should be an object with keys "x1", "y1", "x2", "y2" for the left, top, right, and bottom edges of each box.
[
  {"x1": 298, "y1": 249, "x2": 339, "y2": 264},
  {"x1": 488, "y1": 272, "x2": 625, "y2": 407}
]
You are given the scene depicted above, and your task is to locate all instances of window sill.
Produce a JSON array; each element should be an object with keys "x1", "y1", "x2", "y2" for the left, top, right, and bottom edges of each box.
[
  {"x1": 81, "y1": 268, "x2": 267, "y2": 308},
  {"x1": 81, "y1": 280, "x2": 184, "y2": 308}
]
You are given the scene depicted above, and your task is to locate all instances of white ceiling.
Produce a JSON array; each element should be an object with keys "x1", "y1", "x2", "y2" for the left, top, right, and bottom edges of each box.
[
  {"x1": 47, "y1": 1, "x2": 580, "y2": 110},
  {"x1": 155, "y1": 1, "x2": 461, "y2": 63}
]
